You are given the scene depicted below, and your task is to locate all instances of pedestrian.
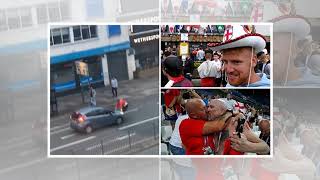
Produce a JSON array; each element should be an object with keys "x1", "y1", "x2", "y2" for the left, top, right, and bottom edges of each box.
[
  {"x1": 197, "y1": 49, "x2": 218, "y2": 87},
  {"x1": 212, "y1": 52, "x2": 223, "y2": 86},
  {"x1": 162, "y1": 55, "x2": 193, "y2": 87},
  {"x1": 111, "y1": 76, "x2": 118, "y2": 97},
  {"x1": 89, "y1": 84, "x2": 96, "y2": 106},
  {"x1": 196, "y1": 47, "x2": 205, "y2": 61}
]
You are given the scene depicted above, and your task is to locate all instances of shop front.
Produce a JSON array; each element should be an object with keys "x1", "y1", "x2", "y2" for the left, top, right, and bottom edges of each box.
[
  {"x1": 50, "y1": 43, "x2": 131, "y2": 94},
  {"x1": 130, "y1": 26, "x2": 159, "y2": 71}
]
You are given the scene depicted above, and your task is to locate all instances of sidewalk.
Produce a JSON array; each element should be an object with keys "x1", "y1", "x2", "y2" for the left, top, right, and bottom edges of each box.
[{"x1": 51, "y1": 68, "x2": 159, "y2": 118}]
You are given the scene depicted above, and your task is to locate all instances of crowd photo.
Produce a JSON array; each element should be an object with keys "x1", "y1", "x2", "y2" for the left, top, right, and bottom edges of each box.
[
  {"x1": 161, "y1": 89, "x2": 270, "y2": 156},
  {"x1": 161, "y1": 24, "x2": 271, "y2": 87}
]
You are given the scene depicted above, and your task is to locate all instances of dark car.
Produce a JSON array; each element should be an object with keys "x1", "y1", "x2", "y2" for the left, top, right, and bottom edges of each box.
[{"x1": 70, "y1": 107, "x2": 124, "y2": 134}]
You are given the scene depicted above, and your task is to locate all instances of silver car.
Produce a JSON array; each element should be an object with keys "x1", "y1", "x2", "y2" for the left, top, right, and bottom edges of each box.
[{"x1": 70, "y1": 107, "x2": 124, "y2": 134}]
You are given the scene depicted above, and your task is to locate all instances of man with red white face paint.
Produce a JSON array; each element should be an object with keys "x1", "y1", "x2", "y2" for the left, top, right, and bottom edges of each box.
[{"x1": 212, "y1": 25, "x2": 270, "y2": 87}]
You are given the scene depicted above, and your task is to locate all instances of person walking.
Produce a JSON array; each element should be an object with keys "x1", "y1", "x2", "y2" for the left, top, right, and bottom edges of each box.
[
  {"x1": 89, "y1": 84, "x2": 96, "y2": 106},
  {"x1": 111, "y1": 76, "x2": 118, "y2": 97}
]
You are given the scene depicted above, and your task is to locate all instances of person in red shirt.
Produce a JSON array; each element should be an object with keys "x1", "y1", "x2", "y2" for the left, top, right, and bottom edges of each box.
[
  {"x1": 179, "y1": 98, "x2": 233, "y2": 155},
  {"x1": 206, "y1": 98, "x2": 245, "y2": 155},
  {"x1": 163, "y1": 89, "x2": 181, "y2": 130},
  {"x1": 115, "y1": 98, "x2": 128, "y2": 113}
]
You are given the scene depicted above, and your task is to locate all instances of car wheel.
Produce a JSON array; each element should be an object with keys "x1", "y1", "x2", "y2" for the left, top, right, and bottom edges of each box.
[
  {"x1": 85, "y1": 126, "x2": 93, "y2": 134},
  {"x1": 116, "y1": 117, "x2": 123, "y2": 125}
]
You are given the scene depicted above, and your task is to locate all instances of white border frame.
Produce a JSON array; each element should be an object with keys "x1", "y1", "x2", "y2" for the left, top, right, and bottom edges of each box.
[
  {"x1": 159, "y1": 22, "x2": 273, "y2": 158},
  {"x1": 48, "y1": 22, "x2": 161, "y2": 158}
]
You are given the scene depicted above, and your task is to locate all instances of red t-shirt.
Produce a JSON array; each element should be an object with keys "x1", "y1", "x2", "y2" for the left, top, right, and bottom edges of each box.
[
  {"x1": 223, "y1": 138, "x2": 245, "y2": 155},
  {"x1": 200, "y1": 77, "x2": 216, "y2": 87},
  {"x1": 179, "y1": 118, "x2": 215, "y2": 155},
  {"x1": 116, "y1": 99, "x2": 127, "y2": 109},
  {"x1": 164, "y1": 89, "x2": 181, "y2": 113}
]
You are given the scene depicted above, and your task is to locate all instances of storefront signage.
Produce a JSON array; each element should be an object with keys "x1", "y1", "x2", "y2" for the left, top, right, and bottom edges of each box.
[
  {"x1": 75, "y1": 61, "x2": 89, "y2": 76},
  {"x1": 133, "y1": 34, "x2": 160, "y2": 44},
  {"x1": 179, "y1": 42, "x2": 189, "y2": 56}
]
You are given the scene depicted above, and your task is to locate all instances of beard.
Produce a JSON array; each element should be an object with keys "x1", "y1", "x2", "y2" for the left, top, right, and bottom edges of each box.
[{"x1": 207, "y1": 111, "x2": 225, "y2": 121}]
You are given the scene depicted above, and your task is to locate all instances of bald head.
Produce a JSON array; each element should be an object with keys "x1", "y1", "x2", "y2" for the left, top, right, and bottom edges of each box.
[
  {"x1": 207, "y1": 99, "x2": 228, "y2": 120},
  {"x1": 185, "y1": 99, "x2": 207, "y2": 120},
  {"x1": 259, "y1": 119, "x2": 270, "y2": 133}
]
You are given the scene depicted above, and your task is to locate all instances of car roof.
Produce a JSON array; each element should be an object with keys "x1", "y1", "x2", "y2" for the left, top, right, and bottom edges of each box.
[{"x1": 77, "y1": 107, "x2": 111, "y2": 115}]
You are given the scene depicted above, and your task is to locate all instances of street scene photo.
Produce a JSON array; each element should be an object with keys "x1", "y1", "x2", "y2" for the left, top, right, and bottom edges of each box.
[
  {"x1": 161, "y1": 89, "x2": 270, "y2": 156},
  {"x1": 49, "y1": 25, "x2": 159, "y2": 155},
  {"x1": 161, "y1": 24, "x2": 271, "y2": 87}
]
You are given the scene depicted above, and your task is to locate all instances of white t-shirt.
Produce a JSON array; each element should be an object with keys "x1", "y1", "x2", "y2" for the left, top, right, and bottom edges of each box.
[
  {"x1": 111, "y1": 78, "x2": 118, "y2": 88},
  {"x1": 212, "y1": 60, "x2": 222, "y2": 78},
  {"x1": 223, "y1": 98, "x2": 237, "y2": 112},
  {"x1": 196, "y1": 50, "x2": 205, "y2": 60},
  {"x1": 169, "y1": 114, "x2": 189, "y2": 148},
  {"x1": 197, "y1": 60, "x2": 217, "y2": 78}
]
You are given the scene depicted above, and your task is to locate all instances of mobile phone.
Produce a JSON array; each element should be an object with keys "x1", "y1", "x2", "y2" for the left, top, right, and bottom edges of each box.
[{"x1": 236, "y1": 117, "x2": 246, "y2": 138}]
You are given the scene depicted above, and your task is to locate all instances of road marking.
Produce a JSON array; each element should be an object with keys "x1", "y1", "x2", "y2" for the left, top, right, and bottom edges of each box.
[
  {"x1": 18, "y1": 147, "x2": 40, "y2": 157},
  {"x1": 86, "y1": 144, "x2": 102, "y2": 151},
  {"x1": 124, "y1": 108, "x2": 139, "y2": 114},
  {"x1": 6, "y1": 135, "x2": 30, "y2": 143},
  {"x1": 118, "y1": 116, "x2": 158, "y2": 130},
  {"x1": 116, "y1": 132, "x2": 136, "y2": 141},
  {"x1": 60, "y1": 133, "x2": 76, "y2": 140},
  {"x1": 50, "y1": 136, "x2": 96, "y2": 153},
  {"x1": 0, "y1": 158, "x2": 46, "y2": 175},
  {"x1": 50, "y1": 127, "x2": 72, "y2": 135},
  {"x1": 85, "y1": 132, "x2": 136, "y2": 151},
  {"x1": 50, "y1": 123, "x2": 69, "y2": 131},
  {"x1": 104, "y1": 136, "x2": 156, "y2": 155}
]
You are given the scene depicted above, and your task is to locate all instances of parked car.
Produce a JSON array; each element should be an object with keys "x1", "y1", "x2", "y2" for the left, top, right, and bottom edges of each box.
[{"x1": 70, "y1": 107, "x2": 124, "y2": 134}]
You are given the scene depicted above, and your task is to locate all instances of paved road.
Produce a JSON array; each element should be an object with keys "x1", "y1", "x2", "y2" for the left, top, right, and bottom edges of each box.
[
  {"x1": 49, "y1": 72, "x2": 159, "y2": 155},
  {"x1": 50, "y1": 94, "x2": 159, "y2": 155}
]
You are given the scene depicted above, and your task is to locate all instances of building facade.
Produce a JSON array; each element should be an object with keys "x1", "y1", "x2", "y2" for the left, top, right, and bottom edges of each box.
[
  {"x1": 129, "y1": 25, "x2": 159, "y2": 71},
  {"x1": 50, "y1": 25, "x2": 136, "y2": 92}
]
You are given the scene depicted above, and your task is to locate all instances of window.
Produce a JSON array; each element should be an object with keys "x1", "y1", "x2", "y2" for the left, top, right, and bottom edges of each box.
[
  {"x1": 51, "y1": 29, "x2": 62, "y2": 45},
  {"x1": 20, "y1": 8, "x2": 32, "y2": 27},
  {"x1": 90, "y1": 25, "x2": 97, "y2": 38},
  {"x1": 108, "y1": 25, "x2": 121, "y2": 37},
  {"x1": 51, "y1": 27, "x2": 70, "y2": 45},
  {"x1": 7, "y1": 8, "x2": 20, "y2": 29},
  {"x1": 52, "y1": 62, "x2": 75, "y2": 84},
  {"x1": 73, "y1": 26, "x2": 81, "y2": 41},
  {"x1": 36, "y1": 4, "x2": 48, "y2": 24},
  {"x1": 36, "y1": 1, "x2": 71, "y2": 25},
  {"x1": 61, "y1": 27, "x2": 70, "y2": 43},
  {"x1": 81, "y1": 25, "x2": 90, "y2": 40},
  {"x1": 73, "y1": 25, "x2": 98, "y2": 41},
  {"x1": 0, "y1": 10, "x2": 7, "y2": 31},
  {"x1": 48, "y1": 2, "x2": 60, "y2": 22}
]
